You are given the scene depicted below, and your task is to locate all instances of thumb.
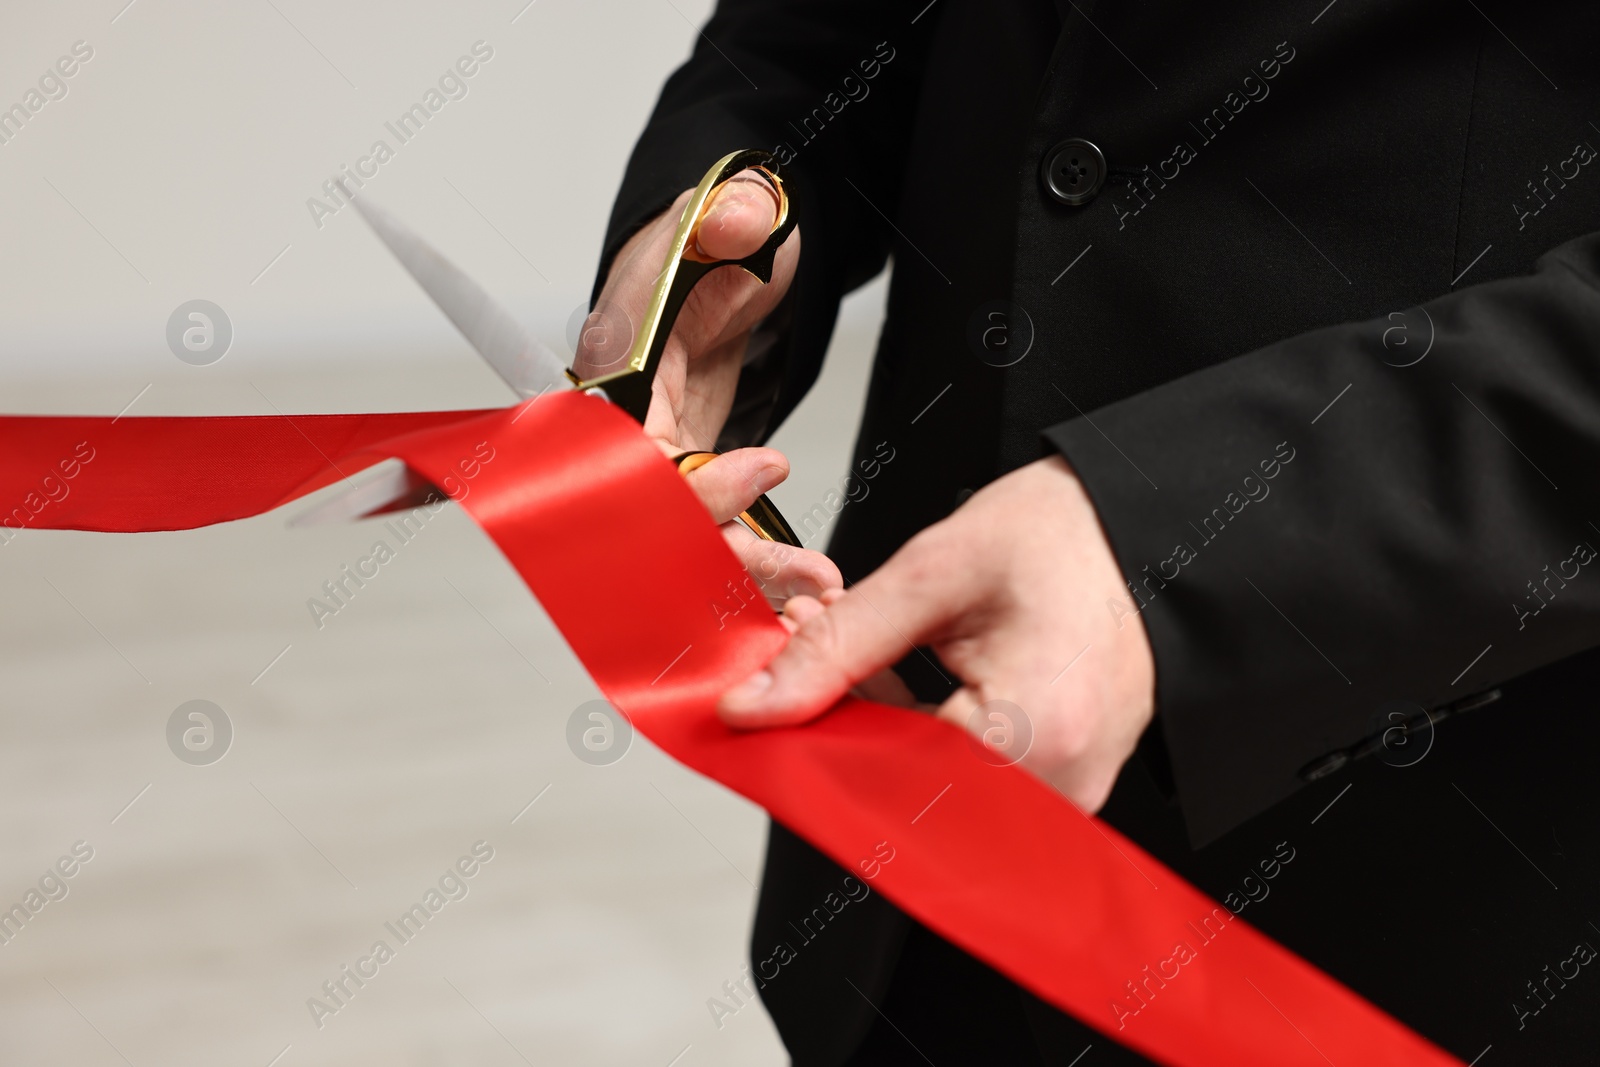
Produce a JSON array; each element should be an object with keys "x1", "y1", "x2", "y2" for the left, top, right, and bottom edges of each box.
[
  {"x1": 718, "y1": 542, "x2": 969, "y2": 727},
  {"x1": 694, "y1": 169, "x2": 779, "y2": 261}
]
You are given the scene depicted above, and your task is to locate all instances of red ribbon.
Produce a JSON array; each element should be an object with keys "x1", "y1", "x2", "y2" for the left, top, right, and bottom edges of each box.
[{"x1": 0, "y1": 394, "x2": 1463, "y2": 1066}]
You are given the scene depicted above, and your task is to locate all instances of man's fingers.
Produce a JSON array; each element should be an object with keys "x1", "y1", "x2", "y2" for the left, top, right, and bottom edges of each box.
[
  {"x1": 675, "y1": 447, "x2": 844, "y2": 607},
  {"x1": 680, "y1": 447, "x2": 787, "y2": 525},
  {"x1": 728, "y1": 533, "x2": 843, "y2": 604},
  {"x1": 695, "y1": 170, "x2": 779, "y2": 261},
  {"x1": 781, "y1": 593, "x2": 826, "y2": 633},
  {"x1": 719, "y1": 535, "x2": 972, "y2": 727}
]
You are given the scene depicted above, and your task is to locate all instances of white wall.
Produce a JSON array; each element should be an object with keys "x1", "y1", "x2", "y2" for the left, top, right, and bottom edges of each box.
[{"x1": 0, "y1": 0, "x2": 877, "y2": 408}]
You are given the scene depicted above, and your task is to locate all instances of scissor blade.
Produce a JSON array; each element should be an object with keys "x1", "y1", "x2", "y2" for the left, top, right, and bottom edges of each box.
[{"x1": 352, "y1": 196, "x2": 572, "y2": 400}]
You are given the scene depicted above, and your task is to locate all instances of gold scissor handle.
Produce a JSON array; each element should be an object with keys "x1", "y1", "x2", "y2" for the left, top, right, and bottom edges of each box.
[{"x1": 572, "y1": 148, "x2": 801, "y2": 549}]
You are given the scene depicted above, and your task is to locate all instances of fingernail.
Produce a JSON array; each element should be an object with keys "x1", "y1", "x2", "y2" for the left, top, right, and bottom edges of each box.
[
  {"x1": 722, "y1": 670, "x2": 773, "y2": 711},
  {"x1": 787, "y1": 578, "x2": 823, "y2": 599},
  {"x1": 755, "y1": 464, "x2": 785, "y2": 493}
]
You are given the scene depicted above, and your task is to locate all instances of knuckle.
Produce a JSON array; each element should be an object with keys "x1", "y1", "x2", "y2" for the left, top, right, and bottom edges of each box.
[
  {"x1": 786, "y1": 611, "x2": 853, "y2": 694},
  {"x1": 1029, "y1": 713, "x2": 1092, "y2": 774},
  {"x1": 745, "y1": 543, "x2": 785, "y2": 588},
  {"x1": 791, "y1": 609, "x2": 842, "y2": 664}
]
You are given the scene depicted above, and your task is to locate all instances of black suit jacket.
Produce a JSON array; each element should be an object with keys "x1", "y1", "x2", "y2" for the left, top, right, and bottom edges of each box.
[{"x1": 595, "y1": 2, "x2": 1600, "y2": 1063}]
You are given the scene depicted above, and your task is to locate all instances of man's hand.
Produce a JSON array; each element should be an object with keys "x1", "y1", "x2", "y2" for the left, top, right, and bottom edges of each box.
[
  {"x1": 678, "y1": 443, "x2": 840, "y2": 603},
  {"x1": 717, "y1": 456, "x2": 1157, "y2": 813},
  {"x1": 585, "y1": 169, "x2": 837, "y2": 604},
  {"x1": 580, "y1": 169, "x2": 799, "y2": 451}
]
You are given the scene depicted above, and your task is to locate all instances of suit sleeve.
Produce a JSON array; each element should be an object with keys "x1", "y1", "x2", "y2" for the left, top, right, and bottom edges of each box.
[
  {"x1": 1046, "y1": 230, "x2": 1600, "y2": 844},
  {"x1": 591, "y1": 0, "x2": 932, "y2": 446}
]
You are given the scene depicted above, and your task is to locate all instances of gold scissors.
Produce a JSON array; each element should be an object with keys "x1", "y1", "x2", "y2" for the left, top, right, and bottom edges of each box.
[{"x1": 295, "y1": 149, "x2": 800, "y2": 547}]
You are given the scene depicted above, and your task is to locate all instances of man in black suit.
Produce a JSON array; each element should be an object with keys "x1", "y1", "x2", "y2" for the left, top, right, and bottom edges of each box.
[{"x1": 586, "y1": 1, "x2": 1600, "y2": 1062}]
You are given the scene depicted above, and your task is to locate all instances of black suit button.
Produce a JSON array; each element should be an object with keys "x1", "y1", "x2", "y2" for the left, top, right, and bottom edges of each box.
[{"x1": 1040, "y1": 138, "x2": 1106, "y2": 206}]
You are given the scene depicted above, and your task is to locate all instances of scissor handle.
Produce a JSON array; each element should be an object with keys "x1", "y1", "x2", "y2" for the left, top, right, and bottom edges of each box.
[
  {"x1": 673, "y1": 450, "x2": 801, "y2": 548},
  {"x1": 567, "y1": 148, "x2": 797, "y2": 421}
]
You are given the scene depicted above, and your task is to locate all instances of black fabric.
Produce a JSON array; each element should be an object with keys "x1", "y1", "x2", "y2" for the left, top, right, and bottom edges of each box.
[
  {"x1": 593, "y1": 0, "x2": 1600, "y2": 1062},
  {"x1": 846, "y1": 646, "x2": 1600, "y2": 1066},
  {"x1": 752, "y1": 822, "x2": 912, "y2": 1064},
  {"x1": 590, "y1": 0, "x2": 938, "y2": 445}
]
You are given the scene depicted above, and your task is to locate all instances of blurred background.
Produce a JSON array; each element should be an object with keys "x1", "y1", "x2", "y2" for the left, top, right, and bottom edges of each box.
[{"x1": 0, "y1": 1, "x2": 887, "y2": 1064}]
